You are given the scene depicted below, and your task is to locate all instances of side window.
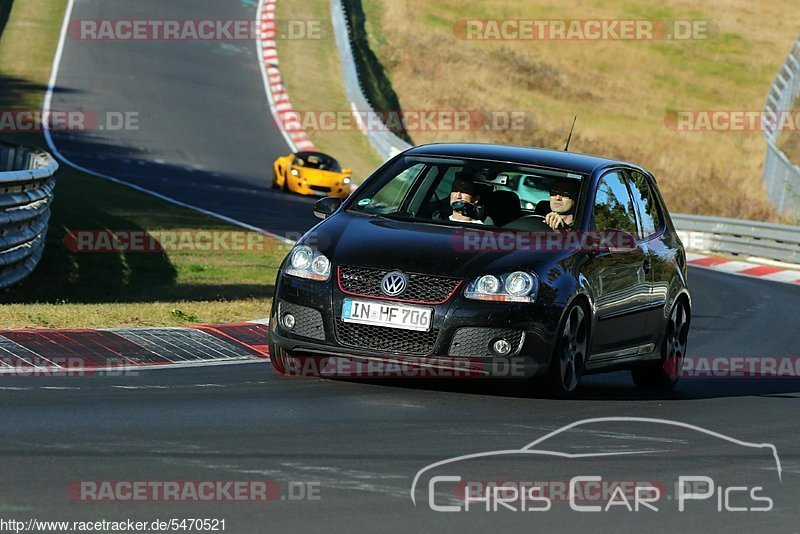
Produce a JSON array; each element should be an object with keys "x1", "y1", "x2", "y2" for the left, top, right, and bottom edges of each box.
[
  {"x1": 366, "y1": 163, "x2": 423, "y2": 213},
  {"x1": 627, "y1": 171, "x2": 663, "y2": 238},
  {"x1": 593, "y1": 172, "x2": 638, "y2": 234}
]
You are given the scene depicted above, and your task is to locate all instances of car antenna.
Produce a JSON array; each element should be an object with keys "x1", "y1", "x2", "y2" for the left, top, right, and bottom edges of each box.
[{"x1": 563, "y1": 116, "x2": 577, "y2": 151}]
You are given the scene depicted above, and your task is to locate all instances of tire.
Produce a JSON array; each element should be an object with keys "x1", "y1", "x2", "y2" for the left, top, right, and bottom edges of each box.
[
  {"x1": 544, "y1": 302, "x2": 589, "y2": 398},
  {"x1": 269, "y1": 344, "x2": 329, "y2": 377},
  {"x1": 631, "y1": 298, "x2": 690, "y2": 390},
  {"x1": 269, "y1": 340, "x2": 288, "y2": 374},
  {"x1": 271, "y1": 169, "x2": 280, "y2": 190}
]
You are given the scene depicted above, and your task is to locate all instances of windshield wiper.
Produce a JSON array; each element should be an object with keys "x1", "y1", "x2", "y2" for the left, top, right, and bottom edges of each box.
[{"x1": 377, "y1": 213, "x2": 411, "y2": 221}]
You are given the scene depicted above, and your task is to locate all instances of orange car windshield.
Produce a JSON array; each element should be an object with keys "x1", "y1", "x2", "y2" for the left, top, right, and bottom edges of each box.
[{"x1": 294, "y1": 152, "x2": 341, "y2": 172}]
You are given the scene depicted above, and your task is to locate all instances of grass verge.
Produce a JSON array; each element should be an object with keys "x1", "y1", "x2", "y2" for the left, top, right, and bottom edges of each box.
[
  {"x1": 0, "y1": 0, "x2": 291, "y2": 328},
  {"x1": 359, "y1": 0, "x2": 800, "y2": 222},
  {"x1": 275, "y1": 0, "x2": 384, "y2": 182}
]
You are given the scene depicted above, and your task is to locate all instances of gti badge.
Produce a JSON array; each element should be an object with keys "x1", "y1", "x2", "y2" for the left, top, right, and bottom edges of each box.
[{"x1": 381, "y1": 271, "x2": 408, "y2": 297}]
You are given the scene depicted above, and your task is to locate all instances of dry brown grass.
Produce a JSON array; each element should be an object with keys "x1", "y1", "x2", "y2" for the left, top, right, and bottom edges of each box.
[
  {"x1": 363, "y1": 0, "x2": 799, "y2": 221},
  {"x1": 275, "y1": 0, "x2": 383, "y2": 182}
]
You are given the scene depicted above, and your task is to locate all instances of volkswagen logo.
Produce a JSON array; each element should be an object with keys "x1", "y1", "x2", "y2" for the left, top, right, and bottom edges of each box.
[{"x1": 381, "y1": 271, "x2": 408, "y2": 297}]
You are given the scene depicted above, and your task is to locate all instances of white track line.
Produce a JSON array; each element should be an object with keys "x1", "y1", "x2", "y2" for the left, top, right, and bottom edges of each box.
[{"x1": 43, "y1": 0, "x2": 294, "y2": 246}]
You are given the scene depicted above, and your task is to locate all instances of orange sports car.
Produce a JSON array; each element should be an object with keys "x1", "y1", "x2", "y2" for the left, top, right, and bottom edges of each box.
[{"x1": 272, "y1": 151, "x2": 352, "y2": 199}]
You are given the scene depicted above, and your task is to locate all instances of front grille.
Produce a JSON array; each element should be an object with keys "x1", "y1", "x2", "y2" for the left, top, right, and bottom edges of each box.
[
  {"x1": 278, "y1": 301, "x2": 325, "y2": 340},
  {"x1": 309, "y1": 185, "x2": 331, "y2": 192},
  {"x1": 334, "y1": 319, "x2": 438, "y2": 355},
  {"x1": 448, "y1": 327, "x2": 524, "y2": 357},
  {"x1": 338, "y1": 265, "x2": 461, "y2": 304}
]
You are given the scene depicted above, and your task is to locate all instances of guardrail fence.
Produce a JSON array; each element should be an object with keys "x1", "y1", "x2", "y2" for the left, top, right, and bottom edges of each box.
[
  {"x1": 331, "y1": 0, "x2": 412, "y2": 161},
  {"x1": 763, "y1": 37, "x2": 800, "y2": 217},
  {"x1": 0, "y1": 143, "x2": 58, "y2": 289},
  {"x1": 673, "y1": 214, "x2": 800, "y2": 264}
]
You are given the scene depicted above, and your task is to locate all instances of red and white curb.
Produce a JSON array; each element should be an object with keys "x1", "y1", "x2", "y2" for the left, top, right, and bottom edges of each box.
[
  {"x1": 0, "y1": 322, "x2": 271, "y2": 375},
  {"x1": 687, "y1": 252, "x2": 800, "y2": 285},
  {"x1": 257, "y1": 0, "x2": 315, "y2": 153}
]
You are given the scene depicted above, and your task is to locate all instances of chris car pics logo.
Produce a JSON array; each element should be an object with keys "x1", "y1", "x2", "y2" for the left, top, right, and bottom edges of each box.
[{"x1": 410, "y1": 417, "x2": 781, "y2": 513}]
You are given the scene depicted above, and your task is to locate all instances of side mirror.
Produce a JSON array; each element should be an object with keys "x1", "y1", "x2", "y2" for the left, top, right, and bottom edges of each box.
[
  {"x1": 341, "y1": 168, "x2": 352, "y2": 175},
  {"x1": 313, "y1": 196, "x2": 342, "y2": 220}
]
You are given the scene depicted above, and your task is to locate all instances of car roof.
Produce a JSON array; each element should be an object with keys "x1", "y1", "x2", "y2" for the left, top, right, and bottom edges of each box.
[{"x1": 404, "y1": 143, "x2": 634, "y2": 176}]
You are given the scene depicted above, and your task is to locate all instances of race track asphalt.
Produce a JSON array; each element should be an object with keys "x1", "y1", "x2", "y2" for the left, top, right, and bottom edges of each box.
[
  {"x1": 47, "y1": 0, "x2": 318, "y2": 236},
  {"x1": 7, "y1": 0, "x2": 799, "y2": 532}
]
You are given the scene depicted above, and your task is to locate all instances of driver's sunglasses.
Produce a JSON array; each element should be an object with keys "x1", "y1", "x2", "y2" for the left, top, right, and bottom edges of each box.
[{"x1": 550, "y1": 189, "x2": 574, "y2": 198}]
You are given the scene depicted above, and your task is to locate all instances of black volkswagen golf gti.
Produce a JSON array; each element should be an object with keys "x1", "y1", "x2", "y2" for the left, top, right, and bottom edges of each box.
[{"x1": 269, "y1": 143, "x2": 691, "y2": 395}]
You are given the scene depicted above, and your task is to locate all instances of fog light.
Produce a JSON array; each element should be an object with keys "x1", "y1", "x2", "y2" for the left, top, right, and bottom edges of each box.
[
  {"x1": 492, "y1": 338, "x2": 512, "y2": 356},
  {"x1": 282, "y1": 313, "x2": 296, "y2": 330}
]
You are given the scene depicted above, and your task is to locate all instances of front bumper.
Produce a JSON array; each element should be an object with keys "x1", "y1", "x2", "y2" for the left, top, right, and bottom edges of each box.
[
  {"x1": 288, "y1": 175, "x2": 350, "y2": 199},
  {"x1": 269, "y1": 271, "x2": 561, "y2": 378}
]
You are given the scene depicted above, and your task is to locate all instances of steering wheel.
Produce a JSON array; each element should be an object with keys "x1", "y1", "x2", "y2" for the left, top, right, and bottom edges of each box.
[{"x1": 503, "y1": 214, "x2": 549, "y2": 230}]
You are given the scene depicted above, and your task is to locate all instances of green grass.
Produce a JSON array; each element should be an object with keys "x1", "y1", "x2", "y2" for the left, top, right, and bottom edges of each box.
[
  {"x1": 0, "y1": 0, "x2": 291, "y2": 328},
  {"x1": 0, "y1": 162, "x2": 292, "y2": 329}
]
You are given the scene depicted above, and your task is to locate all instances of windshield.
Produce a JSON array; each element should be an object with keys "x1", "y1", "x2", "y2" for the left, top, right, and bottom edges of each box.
[
  {"x1": 348, "y1": 156, "x2": 585, "y2": 230},
  {"x1": 293, "y1": 151, "x2": 341, "y2": 172}
]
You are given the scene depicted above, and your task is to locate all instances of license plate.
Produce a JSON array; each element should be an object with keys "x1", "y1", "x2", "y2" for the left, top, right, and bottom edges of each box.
[{"x1": 341, "y1": 299, "x2": 432, "y2": 332}]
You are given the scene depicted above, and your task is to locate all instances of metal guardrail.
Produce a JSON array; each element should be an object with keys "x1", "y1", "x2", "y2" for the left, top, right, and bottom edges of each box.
[
  {"x1": 330, "y1": 2, "x2": 799, "y2": 264},
  {"x1": 0, "y1": 143, "x2": 58, "y2": 289},
  {"x1": 673, "y1": 214, "x2": 800, "y2": 264},
  {"x1": 331, "y1": 0, "x2": 412, "y2": 161},
  {"x1": 763, "y1": 37, "x2": 800, "y2": 216}
]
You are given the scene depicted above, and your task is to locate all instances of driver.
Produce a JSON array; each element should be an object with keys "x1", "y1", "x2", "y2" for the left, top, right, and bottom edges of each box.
[
  {"x1": 449, "y1": 172, "x2": 485, "y2": 224},
  {"x1": 544, "y1": 178, "x2": 579, "y2": 230}
]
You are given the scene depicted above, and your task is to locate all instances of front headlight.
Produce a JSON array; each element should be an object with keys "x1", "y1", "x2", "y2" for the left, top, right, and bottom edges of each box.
[
  {"x1": 290, "y1": 168, "x2": 300, "y2": 177},
  {"x1": 285, "y1": 246, "x2": 331, "y2": 281},
  {"x1": 464, "y1": 271, "x2": 538, "y2": 303},
  {"x1": 343, "y1": 177, "x2": 351, "y2": 185}
]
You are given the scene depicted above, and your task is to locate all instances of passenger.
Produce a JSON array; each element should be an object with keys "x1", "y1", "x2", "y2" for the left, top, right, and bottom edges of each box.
[
  {"x1": 449, "y1": 172, "x2": 486, "y2": 224},
  {"x1": 545, "y1": 178, "x2": 579, "y2": 230}
]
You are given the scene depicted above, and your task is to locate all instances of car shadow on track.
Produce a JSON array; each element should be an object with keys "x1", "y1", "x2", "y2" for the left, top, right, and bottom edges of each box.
[{"x1": 311, "y1": 372, "x2": 800, "y2": 401}]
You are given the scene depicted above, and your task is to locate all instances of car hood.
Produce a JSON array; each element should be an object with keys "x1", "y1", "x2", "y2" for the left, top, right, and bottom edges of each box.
[
  {"x1": 308, "y1": 212, "x2": 570, "y2": 278},
  {"x1": 294, "y1": 166, "x2": 344, "y2": 179}
]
